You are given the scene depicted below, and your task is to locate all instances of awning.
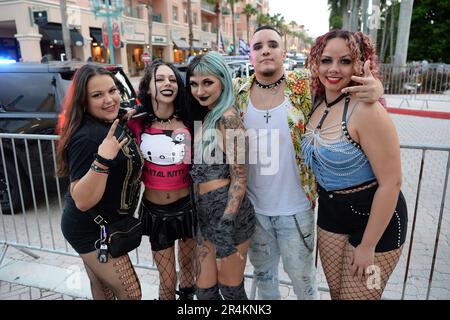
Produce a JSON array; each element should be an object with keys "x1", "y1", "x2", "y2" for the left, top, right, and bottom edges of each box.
[
  {"x1": 193, "y1": 40, "x2": 203, "y2": 50},
  {"x1": 192, "y1": 40, "x2": 211, "y2": 50},
  {"x1": 90, "y1": 28, "x2": 104, "y2": 46},
  {"x1": 172, "y1": 39, "x2": 189, "y2": 50},
  {"x1": 40, "y1": 23, "x2": 84, "y2": 46}
]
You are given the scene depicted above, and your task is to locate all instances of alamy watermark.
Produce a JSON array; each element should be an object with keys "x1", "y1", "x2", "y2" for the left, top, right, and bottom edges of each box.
[{"x1": 192, "y1": 121, "x2": 281, "y2": 175}]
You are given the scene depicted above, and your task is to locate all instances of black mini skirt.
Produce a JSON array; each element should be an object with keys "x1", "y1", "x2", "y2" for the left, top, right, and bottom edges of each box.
[{"x1": 140, "y1": 195, "x2": 196, "y2": 251}]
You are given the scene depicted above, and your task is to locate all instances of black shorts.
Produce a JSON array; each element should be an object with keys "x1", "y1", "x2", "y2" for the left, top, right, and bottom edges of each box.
[
  {"x1": 140, "y1": 195, "x2": 196, "y2": 251},
  {"x1": 317, "y1": 181, "x2": 408, "y2": 252}
]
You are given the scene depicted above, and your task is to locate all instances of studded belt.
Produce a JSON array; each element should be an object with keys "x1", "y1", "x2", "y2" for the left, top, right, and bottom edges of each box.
[{"x1": 332, "y1": 180, "x2": 378, "y2": 195}]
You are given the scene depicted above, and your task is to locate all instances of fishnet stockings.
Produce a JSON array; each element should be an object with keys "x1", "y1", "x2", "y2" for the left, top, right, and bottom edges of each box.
[
  {"x1": 317, "y1": 227, "x2": 348, "y2": 300},
  {"x1": 81, "y1": 251, "x2": 141, "y2": 300},
  {"x1": 318, "y1": 228, "x2": 403, "y2": 300},
  {"x1": 178, "y1": 238, "x2": 196, "y2": 289},
  {"x1": 153, "y1": 247, "x2": 177, "y2": 300},
  {"x1": 339, "y1": 243, "x2": 403, "y2": 300},
  {"x1": 153, "y1": 239, "x2": 196, "y2": 300}
]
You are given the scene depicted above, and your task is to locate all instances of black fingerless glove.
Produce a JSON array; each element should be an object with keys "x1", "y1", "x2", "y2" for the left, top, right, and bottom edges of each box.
[{"x1": 215, "y1": 214, "x2": 237, "y2": 258}]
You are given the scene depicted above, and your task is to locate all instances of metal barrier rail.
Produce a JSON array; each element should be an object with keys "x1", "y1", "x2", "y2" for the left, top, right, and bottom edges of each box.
[
  {"x1": 379, "y1": 63, "x2": 450, "y2": 109},
  {"x1": 1, "y1": 133, "x2": 449, "y2": 299}
]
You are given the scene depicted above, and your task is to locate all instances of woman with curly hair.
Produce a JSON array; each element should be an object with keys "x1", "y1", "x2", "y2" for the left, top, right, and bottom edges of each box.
[
  {"x1": 125, "y1": 60, "x2": 196, "y2": 300},
  {"x1": 302, "y1": 30, "x2": 408, "y2": 300}
]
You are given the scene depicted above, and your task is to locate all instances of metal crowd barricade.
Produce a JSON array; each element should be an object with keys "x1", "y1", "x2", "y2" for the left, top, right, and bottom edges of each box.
[
  {"x1": 379, "y1": 63, "x2": 450, "y2": 109},
  {"x1": 0, "y1": 133, "x2": 449, "y2": 300}
]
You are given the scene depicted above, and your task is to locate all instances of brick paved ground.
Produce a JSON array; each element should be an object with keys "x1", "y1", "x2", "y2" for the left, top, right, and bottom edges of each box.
[{"x1": 0, "y1": 280, "x2": 84, "y2": 300}]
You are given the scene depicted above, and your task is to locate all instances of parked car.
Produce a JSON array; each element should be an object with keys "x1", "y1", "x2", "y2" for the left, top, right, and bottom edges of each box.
[
  {"x1": 227, "y1": 61, "x2": 254, "y2": 78},
  {"x1": 283, "y1": 58, "x2": 296, "y2": 71},
  {"x1": 0, "y1": 61, "x2": 137, "y2": 214},
  {"x1": 293, "y1": 55, "x2": 306, "y2": 68}
]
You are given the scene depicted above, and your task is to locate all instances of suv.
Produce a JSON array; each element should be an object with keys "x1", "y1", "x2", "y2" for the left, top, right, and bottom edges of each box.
[
  {"x1": 227, "y1": 61, "x2": 254, "y2": 78},
  {"x1": 0, "y1": 61, "x2": 137, "y2": 214}
]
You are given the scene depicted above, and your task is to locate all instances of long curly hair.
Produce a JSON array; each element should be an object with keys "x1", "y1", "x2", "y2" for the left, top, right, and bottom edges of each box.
[
  {"x1": 306, "y1": 30, "x2": 379, "y2": 98},
  {"x1": 137, "y1": 60, "x2": 190, "y2": 128}
]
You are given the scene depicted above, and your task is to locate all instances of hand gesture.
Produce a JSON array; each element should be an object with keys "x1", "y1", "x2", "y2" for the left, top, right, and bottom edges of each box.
[
  {"x1": 341, "y1": 60, "x2": 384, "y2": 103},
  {"x1": 97, "y1": 119, "x2": 128, "y2": 161},
  {"x1": 351, "y1": 243, "x2": 375, "y2": 281}
]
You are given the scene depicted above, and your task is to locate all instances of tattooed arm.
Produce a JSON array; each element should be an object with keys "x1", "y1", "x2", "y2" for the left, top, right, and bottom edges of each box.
[
  {"x1": 214, "y1": 107, "x2": 247, "y2": 258},
  {"x1": 219, "y1": 107, "x2": 247, "y2": 217}
]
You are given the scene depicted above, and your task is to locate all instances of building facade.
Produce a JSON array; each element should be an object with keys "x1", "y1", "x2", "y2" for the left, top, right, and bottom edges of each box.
[{"x1": 0, "y1": 0, "x2": 269, "y2": 75}]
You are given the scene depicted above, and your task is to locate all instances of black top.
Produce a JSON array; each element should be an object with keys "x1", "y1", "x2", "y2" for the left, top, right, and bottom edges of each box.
[
  {"x1": 64, "y1": 115, "x2": 143, "y2": 223},
  {"x1": 190, "y1": 149, "x2": 230, "y2": 184}
]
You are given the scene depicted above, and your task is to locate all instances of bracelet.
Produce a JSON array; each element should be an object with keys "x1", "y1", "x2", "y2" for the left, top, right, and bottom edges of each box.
[
  {"x1": 93, "y1": 153, "x2": 114, "y2": 168},
  {"x1": 90, "y1": 162, "x2": 109, "y2": 174}
]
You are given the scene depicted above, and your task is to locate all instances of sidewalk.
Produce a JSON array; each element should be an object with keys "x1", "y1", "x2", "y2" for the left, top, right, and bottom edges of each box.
[
  {"x1": 0, "y1": 280, "x2": 86, "y2": 300},
  {"x1": 385, "y1": 94, "x2": 450, "y2": 119},
  {"x1": 1, "y1": 244, "x2": 327, "y2": 301}
]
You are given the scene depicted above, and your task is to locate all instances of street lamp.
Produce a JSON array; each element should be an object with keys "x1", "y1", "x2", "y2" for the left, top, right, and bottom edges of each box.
[{"x1": 90, "y1": 0, "x2": 124, "y2": 64}]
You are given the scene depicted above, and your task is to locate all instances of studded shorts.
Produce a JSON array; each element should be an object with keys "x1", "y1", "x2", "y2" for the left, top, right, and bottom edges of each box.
[{"x1": 317, "y1": 181, "x2": 408, "y2": 252}]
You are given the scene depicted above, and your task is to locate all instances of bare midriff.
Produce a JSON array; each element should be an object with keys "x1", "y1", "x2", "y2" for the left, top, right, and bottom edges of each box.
[{"x1": 144, "y1": 187, "x2": 190, "y2": 205}]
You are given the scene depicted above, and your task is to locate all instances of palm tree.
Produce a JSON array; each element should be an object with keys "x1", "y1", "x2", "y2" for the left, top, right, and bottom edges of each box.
[
  {"x1": 205, "y1": 0, "x2": 222, "y2": 52},
  {"x1": 394, "y1": 0, "x2": 414, "y2": 66},
  {"x1": 187, "y1": 0, "x2": 194, "y2": 56},
  {"x1": 60, "y1": 0, "x2": 72, "y2": 60},
  {"x1": 242, "y1": 4, "x2": 257, "y2": 44},
  {"x1": 146, "y1": 1, "x2": 153, "y2": 58},
  {"x1": 256, "y1": 12, "x2": 270, "y2": 27},
  {"x1": 226, "y1": 0, "x2": 243, "y2": 55}
]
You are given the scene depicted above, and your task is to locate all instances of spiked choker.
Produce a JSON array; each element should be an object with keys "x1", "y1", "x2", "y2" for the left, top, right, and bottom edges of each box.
[{"x1": 254, "y1": 74, "x2": 285, "y2": 90}]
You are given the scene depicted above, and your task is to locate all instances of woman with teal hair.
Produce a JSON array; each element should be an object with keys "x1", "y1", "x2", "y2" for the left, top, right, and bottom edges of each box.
[{"x1": 187, "y1": 52, "x2": 256, "y2": 300}]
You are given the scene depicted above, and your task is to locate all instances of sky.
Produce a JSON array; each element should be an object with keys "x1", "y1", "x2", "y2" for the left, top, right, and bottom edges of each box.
[{"x1": 268, "y1": 0, "x2": 330, "y2": 39}]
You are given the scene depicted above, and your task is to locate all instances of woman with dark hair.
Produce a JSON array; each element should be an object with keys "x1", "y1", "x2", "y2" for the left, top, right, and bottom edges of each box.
[
  {"x1": 57, "y1": 64, "x2": 143, "y2": 300},
  {"x1": 187, "y1": 52, "x2": 256, "y2": 300},
  {"x1": 302, "y1": 30, "x2": 408, "y2": 300},
  {"x1": 125, "y1": 60, "x2": 196, "y2": 300}
]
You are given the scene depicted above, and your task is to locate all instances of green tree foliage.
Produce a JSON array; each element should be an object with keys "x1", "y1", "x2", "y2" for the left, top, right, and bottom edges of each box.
[{"x1": 408, "y1": 0, "x2": 450, "y2": 63}]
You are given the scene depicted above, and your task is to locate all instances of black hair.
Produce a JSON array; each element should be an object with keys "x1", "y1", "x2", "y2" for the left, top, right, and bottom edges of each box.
[
  {"x1": 137, "y1": 60, "x2": 190, "y2": 128},
  {"x1": 253, "y1": 25, "x2": 282, "y2": 37}
]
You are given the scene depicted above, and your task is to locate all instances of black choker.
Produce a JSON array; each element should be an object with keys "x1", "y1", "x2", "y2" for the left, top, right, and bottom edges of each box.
[
  {"x1": 325, "y1": 92, "x2": 349, "y2": 108},
  {"x1": 255, "y1": 74, "x2": 285, "y2": 89},
  {"x1": 152, "y1": 113, "x2": 177, "y2": 124}
]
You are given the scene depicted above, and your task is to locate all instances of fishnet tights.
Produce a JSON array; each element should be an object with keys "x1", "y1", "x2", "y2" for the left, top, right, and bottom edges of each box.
[
  {"x1": 153, "y1": 238, "x2": 196, "y2": 300},
  {"x1": 318, "y1": 227, "x2": 403, "y2": 300},
  {"x1": 81, "y1": 251, "x2": 141, "y2": 300},
  {"x1": 318, "y1": 227, "x2": 348, "y2": 300},
  {"x1": 339, "y1": 243, "x2": 402, "y2": 300},
  {"x1": 178, "y1": 238, "x2": 196, "y2": 289}
]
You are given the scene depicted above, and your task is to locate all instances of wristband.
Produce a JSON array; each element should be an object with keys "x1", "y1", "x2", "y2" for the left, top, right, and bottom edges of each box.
[
  {"x1": 93, "y1": 153, "x2": 114, "y2": 168},
  {"x1": 90, "y1": 162, "x2": 109, "y2": 174}
]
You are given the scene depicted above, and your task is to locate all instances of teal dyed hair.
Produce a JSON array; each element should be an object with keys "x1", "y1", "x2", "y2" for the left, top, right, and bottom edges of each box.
[{"x1": 187, "y1": 51, "x2": 235, "y2": 154}]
